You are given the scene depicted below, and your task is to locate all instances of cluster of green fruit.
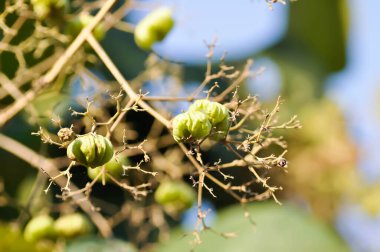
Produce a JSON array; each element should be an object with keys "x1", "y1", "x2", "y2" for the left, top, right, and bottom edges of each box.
[
  {"x1": 67, "y1": 133, "x2": 195, "y2": 214},
  {"x1": 23, "y1": 213, "x2": 92, "y2": 243},
  {"x1": 66, "y1": 133, "x2": 128, "y2": 183},
  {"x1": 154, "y1": 180, "x2": 196, "y2": 214},
  {"x1": 172, "y1": 99, "x2": 231, "y2": 142}
]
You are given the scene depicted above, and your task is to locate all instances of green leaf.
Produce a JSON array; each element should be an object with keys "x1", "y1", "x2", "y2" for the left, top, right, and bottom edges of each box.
[
  {"x1": 154, "y1": 202, "x2": 349, "y2": 252},
  {"x1": 64, "y1": 237, "x2": 137, "y2": 252},
  {"x1": 285, "y1": 0, "x2": 348, "y2": 72}
]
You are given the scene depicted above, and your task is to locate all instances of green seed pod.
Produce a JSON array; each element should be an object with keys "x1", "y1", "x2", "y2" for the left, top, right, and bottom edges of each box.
[
  {"x1": 67, "y1": 133, "x2": 114, "y2": 168},
  {"x1": 172, "y1": 112, "x2": 191, "y2": 142},
  {"x1": 154, "y1": 180, "x2": 195, "y2": 214},
  {"x1": 87, "y1": 154, "x2": 129, "y2": 183},
  {"x1": 189, "y1": 99, "x2": 229, "y2": 125},
  {"x1": 31, "y1": 0, "x2": 68, "y2": 21},
  {"x1": 209, "y1": 116, "x2": 230, "y2": 141},
  {"x1": 172, "y1": 111, "x2": 212, "y2": 142},
  {"x1": 188, "y1": 111, "x2": 213, "y2": 139},
  {"x1": 134, "y1": 7, "x2": 174, "y2": 50},
  {"x1": 24, "y1": 215, "x2": 55, "y2": 242},
  {"x1": 65, "y1": 14, "x2": 105, "y2": 41},
  {"x1": 54, "y1": 213, "x2": 92, "y2": 239}
]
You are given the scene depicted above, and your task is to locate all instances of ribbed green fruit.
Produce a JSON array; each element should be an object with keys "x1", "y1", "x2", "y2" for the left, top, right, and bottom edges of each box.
[
  {"x1": 67, "y1": 133, "x2": 114, "y2": 168},
  {"x1": 189, "y1": 99, "x2": 229, "y2": 125},
  {"x1": 189, "y1": 99, "x2": 230, "y2": 140},
  {"x1": 172, "y1": 111, "x2": 212, "y2": 142}
]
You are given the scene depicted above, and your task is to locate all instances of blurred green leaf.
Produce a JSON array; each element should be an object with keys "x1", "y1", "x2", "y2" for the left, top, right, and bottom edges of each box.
[
  {"x1": 154, "y1": 202, "x2": 349, "y2": 252},
  {"x1": 64, "y1": 236, "x2": 138, "y2": 252},
  {"x1": 0, "y1": 224, "x2": 51, "y2": 252},
  {"x1": 285, "y1": 0, "x2": 347, "y2": 72}
]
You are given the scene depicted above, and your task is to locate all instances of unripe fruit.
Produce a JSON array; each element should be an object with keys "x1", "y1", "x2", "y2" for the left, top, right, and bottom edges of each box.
[
  {"x1": 172, "y1": 111, "x2": 212, "y2": 142},
  {"x1": 189, "y1": 99, "x2": 229, "y2": 125},
  {"x1": 172, "y1": 112, "x2": 191, "y2": 142},
  {"x1": 65, "y1": 14, "x2": 105, "y2": 41},
  {"x1": 31, "y1": 0, "x2": 68, "y2": 20},
  {"x1": 87, "y1": 155, "x2": 129, "y2": 183},
  {"x1": 154, "y1": 180, "x2": 195, "y2": 214},
  {"x1": 134, "y1": 7, "x2": 174, "y2": 50},
  {"x1": 189, "y1": 99, "x2": 230, "y2": 140},
  {"x1": 209, "y1": 116, "x2": 230, "y2": 141},
  {"x1": 67, "y1": 133, "x2": 114, "y2": 168},
  {"x1": 54, "y1": 213, "x2": 92, "y2": 239},
  {"x1": 23, "y1": 215, "x2": 55, "y2": 242}
]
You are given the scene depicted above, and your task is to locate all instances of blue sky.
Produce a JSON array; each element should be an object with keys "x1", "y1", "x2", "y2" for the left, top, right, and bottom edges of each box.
[
  {"x1": 327, "y1": 0, "x2": 380, "y2": 182},
  {"x1": 129, "y1": 0, "x2": 288, "y2": 64}
]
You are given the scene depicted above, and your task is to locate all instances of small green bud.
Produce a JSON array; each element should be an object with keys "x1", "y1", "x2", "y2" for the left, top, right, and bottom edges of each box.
[
  {"x1": 172, "y1": 111, "x2": 212, "y2": 142},
  {"x1": 54, "y1": 213, "x2": 92, "y2": 239},
  {"x1": 24, "y1": 215, "x2": 55, "y2": 242},
  {"x1": 67, "y1": 133, "x2": 114, "y2": 168},
  {"x1": 134, "y1": 7, "x2": 174, "y2": 50},
  {"x1": 87, "y1": 155, "x2": 129, "y2": 183},
  {"x1": 154, "y1": 180, "x2": 195, "y2": 214},
  {"x1": 189, "y1": 99, "x2": 229, "y2": 125}
]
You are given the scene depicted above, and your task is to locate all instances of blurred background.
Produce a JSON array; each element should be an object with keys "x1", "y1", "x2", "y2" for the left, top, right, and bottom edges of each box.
[{"x1": 1, "y1": 0, "x2": 380, "y2": 251}]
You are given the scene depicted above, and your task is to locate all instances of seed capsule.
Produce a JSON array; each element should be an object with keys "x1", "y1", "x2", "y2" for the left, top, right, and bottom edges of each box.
[
  {"x1": 189, "y1": 99, "x2": 230, "y2": 140},
  {"x1": 67, "y1": 133, "x2": 114, "y2": 168},
  {"x1": 172, "y1": 111, "x2": 212, "y2": 142},
  {"x1": 189, "y1": 99, "x2": 229, "y2": 125},
  {"x1": 134, "y1": 7, "x2": 174, "y2": 50}
]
